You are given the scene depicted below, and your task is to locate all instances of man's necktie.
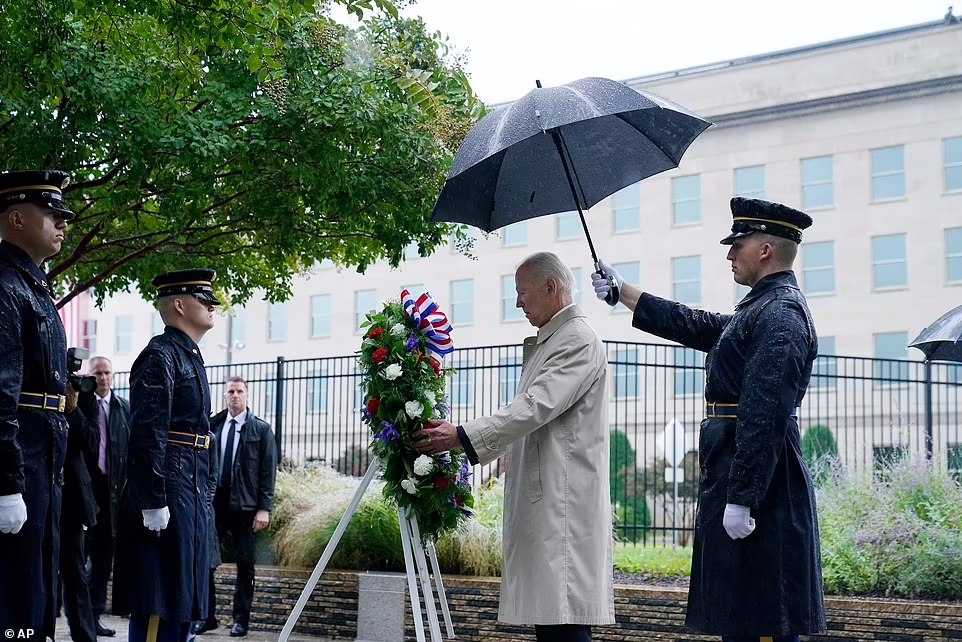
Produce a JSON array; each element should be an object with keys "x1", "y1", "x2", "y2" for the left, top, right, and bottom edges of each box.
[
  {"x1": 98, "y1": 398, "x2": 108, "y2": 475},
  {"x1": 221, "y1": 419, "x2": 237, "y2": 488}
]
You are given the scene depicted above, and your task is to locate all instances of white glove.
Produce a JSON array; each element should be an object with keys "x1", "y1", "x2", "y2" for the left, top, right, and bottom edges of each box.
[
  {"x1": 0, "y1": 493, "x2": 27, "y2": 534},
  {"x1": 723, "y1": 503, "x2": 756, "y2": 540},
  {"x1": 590, "y1": 260, "x2": 623, "y2": 300},
  {"x1": 142, "y1": 506, "x2": 171, "y2": 531}
]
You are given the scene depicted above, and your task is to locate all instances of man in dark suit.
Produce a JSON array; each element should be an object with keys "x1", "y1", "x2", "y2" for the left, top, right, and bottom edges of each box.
[
  {"x1": 60, "y1": 386, "x2": 101, "y2": 642},
  {"x1": 193, "y1": 377, "x2": 276, "y2": 637},
  {"x1": 84, "y1": 355, "x2": 130, "y2": 637}
]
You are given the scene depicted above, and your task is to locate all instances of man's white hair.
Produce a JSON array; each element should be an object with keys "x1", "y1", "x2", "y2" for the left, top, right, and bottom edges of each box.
[{"x1": 519, "y1": 252, "x2": 574, "y2": 295}]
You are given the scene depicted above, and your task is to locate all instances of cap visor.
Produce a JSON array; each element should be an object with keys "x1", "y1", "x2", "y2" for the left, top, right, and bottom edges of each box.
[
  {"x1": 197, "y1": 293, "x2": 222, "y2": 305},
  {"x1": 45, "y1": 201, "x2": 76, "y2": 221},
  {"x1": 719, "y1": 230, "x2": 754, "y2": 245}
]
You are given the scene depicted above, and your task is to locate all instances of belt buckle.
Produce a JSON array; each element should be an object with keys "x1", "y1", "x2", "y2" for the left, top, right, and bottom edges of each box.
[
  {"x1": 55, "y1": 394, "x2": 65, "y2": 413},
  {"x1": 194, "y1": 434, "x2": 208, "y2": 449},
  {"x1": 707, "y1": 401, "x2": 716, "y2": 417}
]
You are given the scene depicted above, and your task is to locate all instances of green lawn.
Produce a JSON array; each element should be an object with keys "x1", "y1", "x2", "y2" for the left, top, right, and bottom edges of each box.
[{"x1": 613, "y1": 544, "x2": 692, "y2": 577}]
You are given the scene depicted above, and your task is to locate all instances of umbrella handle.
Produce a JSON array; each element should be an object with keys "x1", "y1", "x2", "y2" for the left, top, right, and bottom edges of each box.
[{"x1": 594, "y1": 261, "x2": 621, "y2": 307}]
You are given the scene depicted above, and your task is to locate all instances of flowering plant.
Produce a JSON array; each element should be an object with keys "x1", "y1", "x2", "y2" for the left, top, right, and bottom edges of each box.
[{"x1": 358, "y1": 290, "x2": 474, "y2": 542}]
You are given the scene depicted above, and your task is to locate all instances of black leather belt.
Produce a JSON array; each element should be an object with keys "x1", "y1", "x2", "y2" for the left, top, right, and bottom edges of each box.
[
  {"x1": 705, "y1": 401, "x2": 799, "y2": 420},
  {"x1": 19, "y1": 391, "x2": 66, "y2": 412},
  {"x1": 168, "y1": 431, "x2": 211, "y2": 450}
]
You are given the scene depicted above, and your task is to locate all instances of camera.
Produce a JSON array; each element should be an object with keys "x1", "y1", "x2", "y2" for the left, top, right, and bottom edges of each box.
[{"x1": 66, "y1": 347, "x2": 97, "y2": 394}]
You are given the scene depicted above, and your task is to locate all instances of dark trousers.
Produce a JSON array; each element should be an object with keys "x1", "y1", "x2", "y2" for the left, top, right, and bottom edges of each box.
[
  {"x1": 208, "y1": 491, "x2": 256, "y2": 624},
  {"x1": 88, "y1": 470, "x2": 115, "y2": 617},
  {"x1": 534, "y1": 624, "x2": 592, "y2": 642},
  {"x1": 60, "y1": 517, "x2": 97, "y2": 642},
  {"x1": 722, "y1": 637, "x2": 800, "y2": 642},
  {"x1": 128, "y1": 614, "x2": 190, "y2": 642}
]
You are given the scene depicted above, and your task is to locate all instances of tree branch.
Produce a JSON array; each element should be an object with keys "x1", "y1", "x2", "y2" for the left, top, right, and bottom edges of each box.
[{"x1": 67, "y1": 160, "x2": 128, "y2": 192}]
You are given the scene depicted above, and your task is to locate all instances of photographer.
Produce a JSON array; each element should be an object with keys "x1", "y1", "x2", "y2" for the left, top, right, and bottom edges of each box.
[{"x1": 0, "y1": 170, "x2": 75, "y2": 636}]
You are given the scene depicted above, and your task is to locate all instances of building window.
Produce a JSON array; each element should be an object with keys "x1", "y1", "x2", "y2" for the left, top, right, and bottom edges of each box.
[
  {"x1": 451, "y1": 359, "x2": 474, "y2": 406},
  {"x1": 673, "y1": 346, "x2": 704, "y2": 396},
  {"x1": 947, "y1": 227, "x2": 962, "y2": 283},
  {"x1": 874, "y1": 331, "x2": 909, "y2": 382},
  {"x1": 735, "y1": 165, "x2": 765, "y2": 198},
  {"x1": 872, "y1": 234, "x2": 907, "y2": 288},
  {"x1": 404, "y1": 242, "x2": 420, "y2": 260},
  {"x1": 556, "y1": 211, "x2": 582, "y2": 240},
  {"x1": 449, "y1": 227, "x2": 478, "y2": 254},
  {"x1": 450, "y1": 279, "x2": 474, "y2": 326},
  {"x1": 115, "y1": 315, "x2": 133, "y2": 353},
  {"x1": 263, "y1": 379, "x2": 276, "y2": 418},
  {"x1": 570, "y1": 267, "x2": 582, "y2": 305},
  {"x1": 810, "y1": 336, "x2": 837, "y2": 390},
  {"x1": 306, "y1": 368, "x2": 329, "y2": 414},
  {"x1": 611, "y1": 262, "x2": 640, "y2": 314},
  {"x1": 355, "y1": 290, "x2": 377, "y2": 332},
  {"x1": 502, "y1": 221, "x2": 528, "y2": 247},
  {"x1": 81, "y1": 319, "x2": 98, "y2": 352},
  {"x1": 501, "y1": 275, "x2": 523, "y2": 321},
  {"x1": 401, "y1": 283, "x2": 424, "y2": 298},
  {"x1": 801, "y1": 156, "x2": 834, "y2": 209},
  {"x1": 871, "y1": 145, "x2": 905, "y2": 201},
  {"x1": 672, "y1": 256, "x2": 701, "y2": 306},
  {"x1": 310, "y1": 295, "x2": 332, "y2": 338},
  {"x1": 612, "y1": 184, "x2": 641, "y2": 232},
  {"x1": 612, "y1": 348, "x2": 639, "y2": 399},
  {"x1": 803, "y1": 241, "x2": 835, "y2": 294},
  {"x1": 672, "y1": 175, "x2": 701, "y2": 225},
  {"x1": 944, "y1": 137, "x2": 962, "y2": 192},
  {"x1": 500, "y1": 358, "x2": 521, "y2": 405},
  {"x1": 232, "y1": 307, "x2": 247, "y2": 345},
  {"x1": 735, "y1": 282, "x2": 751, "y2": 303},
  {"x1": 267, "y1": 302, "x2": 288, "y2": 341}
]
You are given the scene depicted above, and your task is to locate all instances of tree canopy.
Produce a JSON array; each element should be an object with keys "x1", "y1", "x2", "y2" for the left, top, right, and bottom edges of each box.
[{"x1": 0, "y1": 0, "x2": 482, "y2": 306}]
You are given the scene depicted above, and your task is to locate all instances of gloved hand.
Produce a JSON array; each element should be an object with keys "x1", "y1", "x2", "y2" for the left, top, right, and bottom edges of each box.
[
  {"x1": 723, "y1": 503, "x2": 756, "y2": 539},
  {"x1": 590, "y1": 260, "x2": 623, "y2": 301},
  {"x1": 0, "y1": 493, "x2": 27, "y2": 534},
  {"x1": 142, "y1": 506, "x2": 171, "y2": 531}
]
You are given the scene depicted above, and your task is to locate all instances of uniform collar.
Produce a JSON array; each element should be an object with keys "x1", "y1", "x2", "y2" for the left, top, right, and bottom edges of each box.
[
  {"x1": 164, "y1": 326, "x2": 204, "y2": 362},
  {"x1": 735, "y1": 270, "x2": 800, "y2": 310},
  {"x1": 536, "y1": 303, "x2": 584, "y2": 344},
  {"x1": 0, "y1": 240, "x2": 53, "y2": 294}
]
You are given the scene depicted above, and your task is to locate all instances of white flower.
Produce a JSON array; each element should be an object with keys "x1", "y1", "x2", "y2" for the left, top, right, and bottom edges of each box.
[
  {"x1": 413, "y1": 454, "x2": 434, "y2": 476},
  {"x1": 400, "y1": 478, "x2": 418, "y2": 494},
  {"x1": 390, "y1": 323, "x2": 407, "y2": 337},
  {"x1": 405, "y1": 400, "x2": 424, "y2": 419},
  {"x1": 422, "y1": 391, "x2": 435, "y2": 407},
  {"x1": 380, "y1": 363, "x2": 403, "y2": 380}
]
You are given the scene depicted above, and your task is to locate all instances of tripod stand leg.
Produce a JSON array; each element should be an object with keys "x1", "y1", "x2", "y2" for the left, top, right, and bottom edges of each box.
[
  {"x1": 398, "y1": 506, "x2": 427, "y2": 642},
  {"x1": 278, "y1": 459, "x2": 381, "y2": 642},
  {"x1": 408, "y1": 514, "x2": 442, "y2": 642},
  {"x1": 426, "y1": 541, "x2": 455, "y2": 638}
]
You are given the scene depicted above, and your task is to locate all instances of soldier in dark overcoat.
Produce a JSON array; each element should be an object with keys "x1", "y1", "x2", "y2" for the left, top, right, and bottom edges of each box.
[
  {"x1": 113, "y1": 269, "x2": 220, "y2": 642},
  {"x1": 0, "y1": 170, "x2": 76, "y2": 637},
  {"x1": 591, "y1": 197, "x2": 827, "y2": 642}
]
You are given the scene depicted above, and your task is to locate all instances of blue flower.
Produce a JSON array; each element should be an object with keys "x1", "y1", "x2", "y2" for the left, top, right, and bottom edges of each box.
[
  {"x1": 375, "y1": 420, "x2": 399, "y2": 443},
  {"x1": 438, "y1": 452, "x2": 452, "y2": 466},
  {"x1": 361, "y1": 407, "x2": 371, "y2": 421},
  {"x1": 405, "y1": 336, "x2": 420, "y2": 352}
]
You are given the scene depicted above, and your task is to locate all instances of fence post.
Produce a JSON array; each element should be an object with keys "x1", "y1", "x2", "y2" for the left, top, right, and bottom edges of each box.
[
  {"x1": 275, "y1": 356, "x2": 286, "y2": 462},
  {"x1": 924, "y1": 360, "x2": 934, "y2": 461}
]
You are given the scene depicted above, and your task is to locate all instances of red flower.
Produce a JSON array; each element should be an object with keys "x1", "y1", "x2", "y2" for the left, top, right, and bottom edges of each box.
[
  {"x1": 372, "y1": 348, "x2": 389, "y2": 363},
  {"x1": 434, "y1": 474, "x2": 450, "y2": 490},
  {"x1": 368, "y1": 327, "x2": 385, "y2": 339},
  {"x1": 367, "y1": 397, "x2": 380, "y2": 416},
  {"x1": 430, "y1": 359, "x2": 441, "y2": 377}
]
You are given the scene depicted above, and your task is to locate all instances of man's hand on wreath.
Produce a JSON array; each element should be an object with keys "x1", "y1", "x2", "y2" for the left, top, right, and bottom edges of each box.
[{"x1": 414, "y1": 420, "x2": 460, "y2": 455}]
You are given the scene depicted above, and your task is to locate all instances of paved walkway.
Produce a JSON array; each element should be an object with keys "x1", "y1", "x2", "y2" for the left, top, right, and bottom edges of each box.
[{"x1": 54, "y1": 615, "x2": 334, "y2": 642}]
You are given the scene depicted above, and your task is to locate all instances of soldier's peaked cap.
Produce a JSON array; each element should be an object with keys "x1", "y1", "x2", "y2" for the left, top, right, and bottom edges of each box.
[
  {"x1": 152, "y1": 268, "x2": 222, "y2": 305},
  {"x1": 0, "y1": 170, "x2": 75, "y2": 220},
  {"x1": 720, "y1": 197, "x2": 813, "y2": 245}
]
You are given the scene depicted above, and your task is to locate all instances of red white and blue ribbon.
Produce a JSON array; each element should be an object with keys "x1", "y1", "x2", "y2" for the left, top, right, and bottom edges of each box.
[{"x1": 401, "y1": 289, "x2": 454, "y2": 358}]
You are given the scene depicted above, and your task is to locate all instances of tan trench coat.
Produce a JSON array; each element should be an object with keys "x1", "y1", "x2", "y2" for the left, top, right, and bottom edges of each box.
[{"x1": 463, "y1": 305, "x2": 614, "y2": 625}]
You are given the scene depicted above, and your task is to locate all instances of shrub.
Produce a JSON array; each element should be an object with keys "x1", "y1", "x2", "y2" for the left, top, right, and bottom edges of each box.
[
  {"x1": 333, "y1": 444, "x2": 374, "y2": 477},
  {"x1": 610, "y1": 430, "x2": 652, "y2": 542},
  {"x1": 802, "y1": 424, "x2": 838, "y2": 483},
  {"x1": 817, "y1": 456, "x2": 962, "y2": 598}
]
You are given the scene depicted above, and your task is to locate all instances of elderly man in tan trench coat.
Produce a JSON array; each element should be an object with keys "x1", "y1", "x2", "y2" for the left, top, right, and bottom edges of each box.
[{"x1": 417, "y1": 251, "x2": 615, "y2": 642}]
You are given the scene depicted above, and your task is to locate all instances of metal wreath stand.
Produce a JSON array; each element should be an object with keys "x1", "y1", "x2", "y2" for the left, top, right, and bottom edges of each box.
[{"x1": 278, "y1": 457, "x2": 456, "y2": 642}]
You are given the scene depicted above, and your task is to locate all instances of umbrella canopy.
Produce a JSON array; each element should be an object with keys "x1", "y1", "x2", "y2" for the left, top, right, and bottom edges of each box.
[
  {"x1": 909, "y1": 304, "x2": 962, "y2": 362},
  {"x1": 431, "y1": 76, "x2": 711, "y2": 233}
]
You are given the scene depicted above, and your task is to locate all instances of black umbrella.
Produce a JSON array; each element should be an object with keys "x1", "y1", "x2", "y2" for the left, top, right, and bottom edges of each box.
[
  {"x1": 909, "y1": 305, "x2": 962, "y2": 362},
  {"x1": 431, "y1": 76, "x2": 711, "y2": 304}
]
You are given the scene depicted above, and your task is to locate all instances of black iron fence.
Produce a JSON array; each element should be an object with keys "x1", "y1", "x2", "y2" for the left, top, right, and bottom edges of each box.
[{"x1": 114, "y1": 341, "x2": 962, "y2": 545}]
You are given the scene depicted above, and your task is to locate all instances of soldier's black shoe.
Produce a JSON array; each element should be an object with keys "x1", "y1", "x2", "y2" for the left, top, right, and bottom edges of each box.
[
  {"x1": 94, "y1": 618, "x2": 116, "y2": 637},
  {"x1": 229, "y1": 622, "x2": 248, "y2": 637},
  {"x1": 192, "y1": 619, "x2": 218, "y2": 635}
]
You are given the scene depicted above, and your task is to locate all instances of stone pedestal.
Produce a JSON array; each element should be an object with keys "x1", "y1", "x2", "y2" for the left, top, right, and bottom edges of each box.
[{"x1": 355, "y1": 572, "x2": 408, "y2": 642}]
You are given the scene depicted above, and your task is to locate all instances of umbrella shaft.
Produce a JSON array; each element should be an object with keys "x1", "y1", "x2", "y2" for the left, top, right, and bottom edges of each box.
[{"x1": 550, "y1": 129, "x2": 599, "y2": 263}]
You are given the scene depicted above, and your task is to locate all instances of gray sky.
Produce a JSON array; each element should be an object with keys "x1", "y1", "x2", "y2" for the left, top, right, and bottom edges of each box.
[{"x1": 371, "y1": 0, "x2": 952, "y2": 104}]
